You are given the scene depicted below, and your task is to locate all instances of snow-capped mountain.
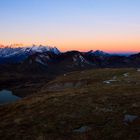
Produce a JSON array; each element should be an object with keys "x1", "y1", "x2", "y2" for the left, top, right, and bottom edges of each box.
[
  {"x1": 0, "y1": 45, "x2": 60, "y2": 58},
  {"x1": 0, "y1": 47, "x2": 22, "y2": 57},
  {"x1": 71, "y1": 52, "x2": 94, "y2": 67},
  {"x1": 86, "y1": 50, "x2": 110, "y2": 56},
  {"x1": 21, "y1": 45, "x2": 60, "y2": 54},
  {"x1": 0, "y1": 45, "x2": 140, "y2": 73},
  {"x1": 0, "y1": 45, "x2": 60, "y2": 64}
]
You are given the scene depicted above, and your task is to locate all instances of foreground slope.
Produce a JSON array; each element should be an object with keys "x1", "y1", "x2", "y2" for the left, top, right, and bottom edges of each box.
[{"x1": 0, "y1": 68, "x2": 140, "y2": 140}]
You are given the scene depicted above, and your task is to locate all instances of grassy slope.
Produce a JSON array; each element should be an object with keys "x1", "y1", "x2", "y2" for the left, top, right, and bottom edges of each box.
[
  {"x1": 0, "y1": 72, "x2": 54, "y2": 97},
  {"x1": 0, "y1": 68, "x2": 140, "y2": 140}
]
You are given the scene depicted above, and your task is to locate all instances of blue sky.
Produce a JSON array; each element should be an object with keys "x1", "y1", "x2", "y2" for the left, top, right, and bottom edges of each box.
[{"x1": 0, "y1": 0, "x2": 140, "y2": 52}]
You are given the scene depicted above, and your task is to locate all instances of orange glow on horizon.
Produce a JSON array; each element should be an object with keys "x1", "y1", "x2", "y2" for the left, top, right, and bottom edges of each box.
[{"x1": 0, "y1": 36, "x2": 140, "y2": 53}]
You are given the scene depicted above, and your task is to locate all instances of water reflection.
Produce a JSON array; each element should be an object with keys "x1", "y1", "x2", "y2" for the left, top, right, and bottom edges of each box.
[{"x1": 0, "y1": 90, "x2": 21, "y2": 105}]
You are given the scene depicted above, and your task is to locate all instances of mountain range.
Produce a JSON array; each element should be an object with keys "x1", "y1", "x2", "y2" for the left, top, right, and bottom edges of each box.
[{"x1": 0, "y1": 45, "x2": 140, "y2": 74}]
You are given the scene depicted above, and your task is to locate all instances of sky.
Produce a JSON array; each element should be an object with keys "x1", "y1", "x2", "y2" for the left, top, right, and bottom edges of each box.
[{"x1": 0, "y1": 0, "x2": 140, "y2": 52}]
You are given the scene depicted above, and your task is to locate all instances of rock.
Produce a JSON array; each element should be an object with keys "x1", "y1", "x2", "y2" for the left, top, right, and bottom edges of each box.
[
  {"x1": 37, "y1": 135, "x2": 45, "y2": 140},
  {"x1": 123, "y1": 73, "x2": 129, "y2": 77},
  {"x1": 103, "y1": 79, "x2": 117, "y2": 84},
  {"x1": 64, "y1": 82, "x2": 74, "y2": 88},
  {"x1": 73, "y1": 126, "x2": 91, "y2": 133},
  {"x1": 123, "y1": 114, "x2": 139, "y2": 124},
  {"x1": 113, "y1": 76, "x2": 117, "y2": 80},
  {"x1": 100, "y1": 107, "x2": 113, "y2": 112},
  {"x1": 14, "y1": 118, "x2": 22, "y2": 124},
  {"x1": 103, "y1": 81, "x2": 111, "y2": 84},
  {"x1": 132, "y1": 103, "x2": 139, "y2": 108},
  {"x1": 48, "y1": 82, "x2": 74, "y2": 90}
]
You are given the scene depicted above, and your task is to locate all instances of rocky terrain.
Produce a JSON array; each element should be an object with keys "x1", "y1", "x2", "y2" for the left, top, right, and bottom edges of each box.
[
  {"x1": 0, "y1": 68, "x2": 140, "y2": 140},
  {"x1": 0, "y1": 46, "x2": 140, "y2": 75},
  {"x1": 0, "y1": 46, "x2": 140, "y2": 139}
]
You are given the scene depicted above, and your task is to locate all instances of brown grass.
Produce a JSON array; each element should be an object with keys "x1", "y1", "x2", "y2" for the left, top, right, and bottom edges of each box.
[{"x1": 0, "y1": 68, "x2": 140, "y2": 140}]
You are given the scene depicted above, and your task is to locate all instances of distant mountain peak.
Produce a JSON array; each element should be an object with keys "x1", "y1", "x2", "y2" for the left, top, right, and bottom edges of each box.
[
  {"x1": 0, "y1": 45, "x2": 60, "y2": 64},
  {"x1": 87, "y1": 50, "x2": 109, "y2": 56},
  {"x1": 21, "y1": 45, "x2": 60, "y2": 54},
  {"x1": 0, "y1": 45, "x2": 60, "y2": 58}
]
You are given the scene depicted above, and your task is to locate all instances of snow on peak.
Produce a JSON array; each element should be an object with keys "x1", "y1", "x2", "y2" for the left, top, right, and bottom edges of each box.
[
  {"x1": 35, "y1": 57, "x2": 47, "y2": 66},
  {"x1": 21, "y1": 45, "x2": 60, "y2": 54},
  {"x1": 72, "y1": 53, "x2": 91, "y2": 66},
  {"x1": 0, "y1": 45, "x2": 60, "y2": 58},
  {"x1": 88, "y1": 50, "x2": 109, "y2": 56}
]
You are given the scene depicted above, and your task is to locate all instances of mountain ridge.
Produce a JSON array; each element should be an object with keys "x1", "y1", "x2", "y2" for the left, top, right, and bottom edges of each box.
[{"x1": 0, "y1": 46, "x2": 140, "y2": 74}]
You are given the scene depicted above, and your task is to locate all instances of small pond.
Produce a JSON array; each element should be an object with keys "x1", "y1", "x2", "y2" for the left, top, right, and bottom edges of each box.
[{"x1": 0, "y1": 90, "x2": 21, "y2": 105}]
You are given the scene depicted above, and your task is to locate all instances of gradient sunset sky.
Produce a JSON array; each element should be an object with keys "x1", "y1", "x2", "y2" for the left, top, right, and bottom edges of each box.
[{"x1": 0, "y1": 0, "x2": 140, "y2": 52}]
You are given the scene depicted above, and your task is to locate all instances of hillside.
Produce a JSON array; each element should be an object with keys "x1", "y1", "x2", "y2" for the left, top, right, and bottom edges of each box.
[
  {"x1": 0, "y1": 68, "x2": 140, "y2": 140},
  {"x1": 0, "y1": 46, "x2": 140, "y2": 74}
]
